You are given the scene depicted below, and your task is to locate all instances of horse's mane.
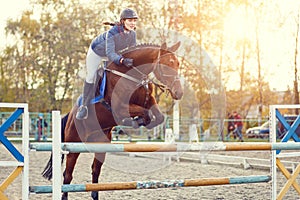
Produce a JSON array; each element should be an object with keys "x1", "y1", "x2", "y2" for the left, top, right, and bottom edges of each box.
[{"x1": 119, "y1": 43, "x2": 161, "y2": 55}]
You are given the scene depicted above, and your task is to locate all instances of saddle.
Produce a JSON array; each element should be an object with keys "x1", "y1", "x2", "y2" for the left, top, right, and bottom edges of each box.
[{"x1": 76, "y1": 67, "x2": 107, "y2": 107}]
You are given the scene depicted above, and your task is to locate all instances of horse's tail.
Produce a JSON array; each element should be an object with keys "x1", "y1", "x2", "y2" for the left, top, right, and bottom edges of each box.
[{"x1": 42, "y1": 112, "x2": 69, "y2": 180}]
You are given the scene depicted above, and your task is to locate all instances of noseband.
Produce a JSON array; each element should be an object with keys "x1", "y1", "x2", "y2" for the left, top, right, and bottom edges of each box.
[{"x1": 152, "y1": 53, "x2": 180, "y2": 94}]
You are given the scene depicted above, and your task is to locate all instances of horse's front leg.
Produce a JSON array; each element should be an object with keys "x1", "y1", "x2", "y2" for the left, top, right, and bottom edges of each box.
[
  {"x1": 123, "y1": 103, "x2": 164, "y2": 129},
  {"x1": 117, "y1": 102, "x2": 163, "y2": 129},
  {"x1": 115, "y1": 103, "x2": 150, "y2": 127},
  {"x1": 145, "y1": 103, "x2": 165, "y2": 129},
  {"x1": 125, "y1": 104, "x2": 153, "y2": 127},
  {"x1": 62, "y1": 153, "x2": 80, "y2": 200},
  {"x1": 91, "y1": 153, "x2": 106, "y2": 200}
]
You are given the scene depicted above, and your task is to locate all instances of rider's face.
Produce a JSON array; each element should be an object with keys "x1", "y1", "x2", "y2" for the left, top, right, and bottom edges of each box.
[{"x1": 124, "y1": 18, "x2": 137, "y2": 31}]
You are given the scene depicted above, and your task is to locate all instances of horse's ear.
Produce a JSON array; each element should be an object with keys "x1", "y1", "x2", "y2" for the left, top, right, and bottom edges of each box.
[
  {"x1": 161, "y1": 42, "x2": 167, "y2": 50},
  {"x1": 167, "y1": 41, "x2": 181, "y2": 52}
]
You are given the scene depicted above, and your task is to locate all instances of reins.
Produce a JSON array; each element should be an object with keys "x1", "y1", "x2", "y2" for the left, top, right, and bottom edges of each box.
[
  {"x1": 104, "y1": 49, "x2": 179, "y2": 105},
  {"x1": 104, "y1": 49, "x2": 161, "y2": 89}
]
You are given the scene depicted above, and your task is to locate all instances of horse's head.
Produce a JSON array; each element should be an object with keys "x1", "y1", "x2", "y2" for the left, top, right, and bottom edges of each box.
[
  {"x1": 105, "y1": 42, "x2": 183, "y2": 100},
  {"x1": 153, "y1": 42, "x2": 183, "y2": 100}
]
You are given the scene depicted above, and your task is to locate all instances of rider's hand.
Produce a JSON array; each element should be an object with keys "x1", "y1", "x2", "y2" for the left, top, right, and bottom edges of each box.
[{"x1": 122, "y1": 58, "x2": 133, "y2": 68}]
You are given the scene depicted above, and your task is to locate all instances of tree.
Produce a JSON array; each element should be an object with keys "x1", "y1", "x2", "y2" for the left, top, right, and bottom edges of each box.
[
  {"x1": 3, "y1": 0, "x2": 104, "y2": 111},
  {"x1": 1, "y1": 0, "x2": 298, "y2": 119},
  {"x1": 293, "y1": 8, "x2": 300, "y2": 113}
]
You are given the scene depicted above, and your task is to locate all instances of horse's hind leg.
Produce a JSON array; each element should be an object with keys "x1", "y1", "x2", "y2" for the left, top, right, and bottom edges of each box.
[
  {"x1": 61, "y1": 153, "x2": 80, "y2": 200},
  {"x1": 91, "y1": 153, "x2": 106, "y2": 200}
]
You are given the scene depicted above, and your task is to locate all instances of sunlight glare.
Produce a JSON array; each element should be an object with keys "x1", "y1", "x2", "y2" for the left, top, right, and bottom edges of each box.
[{"x1": 224, "y1": 7, "x2": 254, "y2": 42}]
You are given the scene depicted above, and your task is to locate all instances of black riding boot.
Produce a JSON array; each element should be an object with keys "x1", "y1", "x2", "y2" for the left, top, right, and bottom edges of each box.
[{"x1": 76, "y1": 82, "x2": 94, "y2": 120}]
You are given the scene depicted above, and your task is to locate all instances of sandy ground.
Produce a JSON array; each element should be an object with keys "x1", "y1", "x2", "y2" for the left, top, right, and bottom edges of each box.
[{"x1": 1, "y1": 143, "x2": 300, "y2": 200}]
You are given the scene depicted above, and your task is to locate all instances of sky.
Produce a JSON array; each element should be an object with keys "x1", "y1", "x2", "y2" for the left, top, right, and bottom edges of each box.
[
  {"x1": 0, "y1": 0, "x2": 299, "y2": 92},
  {"x1": 0, "y1": 0, "x2": 30, "y2": 42},
  {"x1": 221, "y1": 1, "x2": 295, "y2": 91}
]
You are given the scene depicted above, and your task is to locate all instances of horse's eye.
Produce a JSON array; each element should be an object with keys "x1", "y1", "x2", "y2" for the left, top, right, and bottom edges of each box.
[{"x1": 170, "y1": 59, "x2": 175, "y2": 64}]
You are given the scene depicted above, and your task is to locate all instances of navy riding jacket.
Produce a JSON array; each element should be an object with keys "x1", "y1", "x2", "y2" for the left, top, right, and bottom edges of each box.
[{"x1": 91, "y1": 25, "x2": 136, "y2": 65}]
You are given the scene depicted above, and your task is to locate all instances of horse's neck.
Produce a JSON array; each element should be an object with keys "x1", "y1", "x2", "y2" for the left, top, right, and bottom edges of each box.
[
  {"x1": 105, "y1": 47, "x2": 160, "y2": 90},
  {"x1": 107, "y1": 48, "x2": 159, "y2": 76},
  {"x1": 125, "y1": 47, "x2": 160, "y2": 67}
]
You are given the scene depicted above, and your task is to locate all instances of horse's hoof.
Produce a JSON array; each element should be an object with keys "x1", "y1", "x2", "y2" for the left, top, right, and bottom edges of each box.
[
  {"x1": 91, "y1": 191, "x2": 99, "y2": 200},
  {"x1": 132, "y1": 119, "x2": 140, "y2": 129},
  {"x1": 146, "y1": 123, "x2": 155, "y2": 129},
  {"x1": 147, "y1": 110, "x2": 154, "y2": 121},
  {"x1": 122, "y1": 118, "x2": 134, "y2": 126},
  {"x1": 61, "y1": 192, "x2": 68, "y2": 200},
  {"x1": 121, "y1": 117, "x2": 140, "y2": 128},
  {"x1": 146, "y1": 121, "x2": 160, "y2": 129},
  {"x1": 61, "y1": 196, "x2": 68, "y2": 200},
  {"x1": 133, "y1": 116, "x2": 147, "y2": 127}
]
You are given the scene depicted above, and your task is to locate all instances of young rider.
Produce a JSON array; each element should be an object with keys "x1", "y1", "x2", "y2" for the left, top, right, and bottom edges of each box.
[{"x1": 76, "y1": 8, "x2": 138, "y2": 120}]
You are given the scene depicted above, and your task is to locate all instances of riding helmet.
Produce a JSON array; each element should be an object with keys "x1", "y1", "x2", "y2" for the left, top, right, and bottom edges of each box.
[{"x1": 120, "y1": 8, "x2": 138, "y2": 20}]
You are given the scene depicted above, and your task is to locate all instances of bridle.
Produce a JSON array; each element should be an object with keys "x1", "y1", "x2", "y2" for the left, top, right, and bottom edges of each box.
[
  {"x1": 104, "y1": 50, "x2": 180, "y2": 106},
  {"x1": 106, "y1": 51, "x2": 179, "y2": 89},
  {"x1": 152, "y1": 53, "x2": 181, "y2": 94}
]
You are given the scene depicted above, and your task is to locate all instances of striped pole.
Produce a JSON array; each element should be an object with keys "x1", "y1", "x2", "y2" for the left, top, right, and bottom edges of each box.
[
  {"x1": 29, "y1": 175, "x2": 271, "y2": 193},
  {"x1": 30, "y1": 142, "x2": 300, "y2": 153}
]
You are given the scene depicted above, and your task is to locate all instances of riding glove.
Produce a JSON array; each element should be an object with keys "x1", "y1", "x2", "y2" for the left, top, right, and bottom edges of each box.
[{"x1": 122, "y1": 58, "x2": 134, "y2": 67}]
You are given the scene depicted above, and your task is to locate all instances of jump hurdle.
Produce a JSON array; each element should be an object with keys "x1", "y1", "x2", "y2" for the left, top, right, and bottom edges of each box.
[
  {"x1": 28, "y1": 110, "x2": 300, "y2": 200},
  {"x1": 270, "y1": 105, "x2": 300, "y2": 200},
  {"x1": 29, "y1": 175, "x2": 271, "y2": 193},
  {"x1": 30, "y1": 141, "x2": 300, "y2": 153},
  {"x1": 1, "y1": 104, "x2": 300, "y2": 199},
  {"x1": 0, "y1": 103, "x2": 29, "y2": 200}
]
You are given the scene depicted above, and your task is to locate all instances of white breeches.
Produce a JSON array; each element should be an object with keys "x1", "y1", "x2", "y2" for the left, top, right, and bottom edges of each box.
[{"x1": 85, "y1": 46, "x2": 105, "y2": 84}]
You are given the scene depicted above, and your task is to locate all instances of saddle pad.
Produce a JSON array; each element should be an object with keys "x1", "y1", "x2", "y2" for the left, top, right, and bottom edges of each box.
[{"x1": 77, "y1": 71, "x2": 107, "y2": 106}]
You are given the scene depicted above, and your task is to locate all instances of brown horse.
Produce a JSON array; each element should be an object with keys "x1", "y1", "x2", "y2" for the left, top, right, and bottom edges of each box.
[{"x1": 42, "y1": 42, "x2": 183, "y2": 200}]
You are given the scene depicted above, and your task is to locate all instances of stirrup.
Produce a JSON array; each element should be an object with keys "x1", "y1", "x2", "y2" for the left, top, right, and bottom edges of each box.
[{"x1": 76, "y1": 105, "x2": 88, "y2": 120}]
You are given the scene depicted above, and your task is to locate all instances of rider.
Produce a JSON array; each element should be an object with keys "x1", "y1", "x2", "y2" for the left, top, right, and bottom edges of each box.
[{"x1": 76, "y1": 8, "x2": 138, "y2": 120}]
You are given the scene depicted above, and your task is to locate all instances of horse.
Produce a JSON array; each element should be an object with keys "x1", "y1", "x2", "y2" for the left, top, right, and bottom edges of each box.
[{"x1": 42, "y1": 42, "x2": 183, "y2": 200}]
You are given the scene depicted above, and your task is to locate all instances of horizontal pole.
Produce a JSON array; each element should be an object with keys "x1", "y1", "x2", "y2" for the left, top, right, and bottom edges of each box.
[
  {"x1": 0, "y1": 102, "x2": 28, "y2": 108},
  {"x1": 29, "y1": 175, "x2": 271, "y2": 193},
  {"x1": 271, "y1": 105, "x2": 300, "y2": 109},
  {"x1": 29, "y1": 142, "x2": 300, "y2": 153},
  {"x1": 0, "y1": 161, "x2": 24, "y2": 167}
]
